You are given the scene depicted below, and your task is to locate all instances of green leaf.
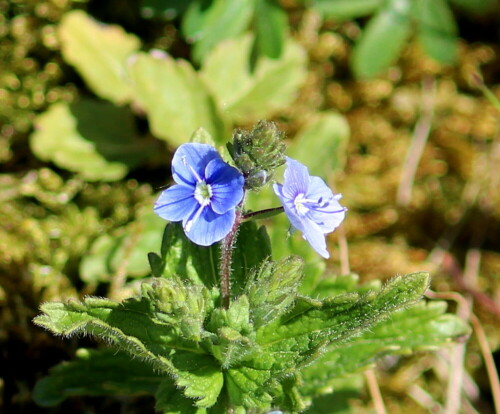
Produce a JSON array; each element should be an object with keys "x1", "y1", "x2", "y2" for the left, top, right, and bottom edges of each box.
[
  {"x1": 246, "y1": 256, "x2": 304, "y2": 329},
  {"x1": 30, "y1": 100, "x2": 155, "y2": 181},
  {"x1": 352, "y1": 0, "x2": 412, "y2": 78},
  {"x1": 287, "y1": 112, "x2": 350, "y2": 177},
  {"x1": 128, "y1": 51, "x2": 229, "y2": 146},
  {"x1": 416, "y1": 0, "x2": 458, "y2": 64},
  {"x1": 300, "y1": 300, "x2": 470, "y2": 395},
  {"x1": 182, "y1": 0, "x2": 254, "y2": 63},
  {"x1": 230, "y1": 220, "x2": 272, "y2": 297},
  {"x1": 200, "y1": 33, "x2": 307, "y2": 123},
  {"x1": 253, "y1": 0, "x2": 287, "y2": 59},
  {"x1": 448, "y1": 0, "x2": 497, "y2": 14},
  {"x1": 302, "y1": 375, "x2": 365, "y2": 414},
  {"x1": 206, "y1": 296, "x2": 257, "y2": 368},
  {"x1": 256, "y1": 273, "x2": 430, "y2": 372},
  {"x1": 224, "y1": 366, "x2": 273, "y2": 409},
  {"x1": 171, "y1": 353, "x2": 224, "y2": 408},
  {"x1": 58, "y1": 10, "x2": 140, "y2": 104},
  {"x1": 33, "y1": 348, "x2": 162, "y2": 407},
  {"x1": 33, "y1": 289, "x2": 204, "y2": 373},
  {"x1": 313, "y1": 0, "x2": 382, "y2": 20},
  {"x1": 156, "y1": 379, "x2": 207, "y2": 414},
  {"x1": 141, "y1": 0, "x2": 194, "y2": 19},
  {"x1": 80, "y1": 207, "x2": 166, "y2": 283},
  {"x1": 154, "y1": 222, "x2": 220, "y2": 289}
]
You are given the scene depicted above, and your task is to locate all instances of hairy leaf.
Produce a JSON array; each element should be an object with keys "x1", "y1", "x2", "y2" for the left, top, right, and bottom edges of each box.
[
  {"x1": 300, "y1": 300, "x2": 470, "y2": 396},
  {"x1": 33, "y1": 348, "x2": 162, "y2": 407},
  {"x1": 256, "y1": 273, "x2": 430, "y2": 373}
]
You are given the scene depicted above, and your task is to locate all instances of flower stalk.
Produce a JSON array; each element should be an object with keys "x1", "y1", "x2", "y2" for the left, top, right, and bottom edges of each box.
[{"x1": 219, "y1": 209, "x2": 243, "y2": 309}]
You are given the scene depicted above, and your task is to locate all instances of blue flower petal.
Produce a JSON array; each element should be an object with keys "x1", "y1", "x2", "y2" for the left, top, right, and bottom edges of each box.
[
  {"x1": 274, "y1": 157, "x2": 346, "y2": 258},
  {"x1": 183, "y1": 207, "x2": 235, "y2": 246},
  {"x1": 205, "y1": 158, "x2": 244, "y2": 214},
  {"x1": 281, "y1": 157, "x2": 309, "y2": 199},
  {"x1": 154, "y1": 184, "x2": 197, "y2": 222},
  {"x1": 172, "y1": 143, "x2": 221, "y2": 186},
  {"x1": 302, "y1": 220, "x2": 330, "y2": 258}
]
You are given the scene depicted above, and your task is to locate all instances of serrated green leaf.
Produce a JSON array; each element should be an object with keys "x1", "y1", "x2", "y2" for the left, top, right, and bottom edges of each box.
[
  {"x1": 230, "y1": 221, "x2": 272, "y2": 297},
  {"x1": 33, "y1": 348, "x2": 162, "y2": 407},
  {"x1": 256, "y1": 273, "x2": 430, "y2": 373},
  {"x1": 416, "y1": 0, "x2": 458, "y2": 64},
  {"x1": 33, "y1": 290, "x2": 204, "y2": 373},
  {"x1": 30, "y1": 100, "x2": 155, "y2": 181},
  {"x1": 287, "y1": 112, "x2": 350, "y2": 177},
  {"x1": 200, "y1": 34, "x2": 307, "y2": 123},
  {"x1": 352, "y1": 0, "x2": 412, "y2": 78},
  {"x1": 81, "y1": 207, "x2": 166, "y2": 282},
  {"x1": 128, "y1": 51, "x2": 229, "y2": 146},
  {"x1": 155, "y1": 379, "x2": 207, "y2": 414},
  {"x1": 313, "y1": 0, "x2": 382, "y2": 20},
  {"x1": 306, "y1": 273, "x2": 381, "y2": 299},
  {"x1": 300, "y1": 300, "x2": 470, "y2": 395},
  {"x1": 156, "y1": 222, "x2": 220, "y2": 289},
  {"x1": 182, "y1": 0, "x2": 254, "y2": 63},
  {"x1": 58, "y1": 10, "x2": 140, "y2": 104},
  {"x1": 225, "y1": 366, "x2": 273, "y2": 409},
  {"x1": 171, "y1": 353, "x2": 224, "y2": 408},
  {"x1": 246, "y1": 256, "x2": 304, "y2": 329},
  {"x1": 253, "y1": 0, "x2": 287, "y2": 59}
]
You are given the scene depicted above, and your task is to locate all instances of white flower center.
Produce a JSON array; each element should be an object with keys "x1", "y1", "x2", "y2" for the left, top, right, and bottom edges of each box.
[
  {"x1": 194, "y1": 181, "x2": 212, "y2": 206},
  {"x1": 294, "y1": 193, "x2": 310, "y2": 216}
]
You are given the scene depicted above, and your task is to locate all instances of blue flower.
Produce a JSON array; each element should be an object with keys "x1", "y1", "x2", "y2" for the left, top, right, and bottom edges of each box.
[
  {"x1": 154, "y1": 143, "x2": 244, "y2": 246},
  {"x1": 273, "y1": 157, "x2": 346, "y2": 258}
]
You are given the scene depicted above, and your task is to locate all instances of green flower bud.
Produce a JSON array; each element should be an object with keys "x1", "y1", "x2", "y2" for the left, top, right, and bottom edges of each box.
[{"x1": 228, "y1": 121, "x2": 286, "y2": 190}]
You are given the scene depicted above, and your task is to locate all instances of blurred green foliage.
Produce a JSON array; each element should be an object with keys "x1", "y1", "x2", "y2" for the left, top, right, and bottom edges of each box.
[{"x1": 0, "y1": 0, "x2": 499, "y2": 412}]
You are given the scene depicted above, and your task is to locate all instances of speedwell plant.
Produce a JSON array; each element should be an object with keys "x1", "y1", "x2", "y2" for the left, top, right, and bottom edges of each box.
[{"x1": 34, "y1": 122, "x2": 469, "y2": 413}]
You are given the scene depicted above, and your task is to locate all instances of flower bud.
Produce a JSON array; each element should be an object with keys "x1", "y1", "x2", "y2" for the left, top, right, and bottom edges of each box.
[{"x1": 228, "y1": 121, "x2": 286, "y2": 190}]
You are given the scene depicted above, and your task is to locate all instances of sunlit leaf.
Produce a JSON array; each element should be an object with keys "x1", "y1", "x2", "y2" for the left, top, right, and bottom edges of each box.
[
  {"x1": 58, "y1": 10, "x2": 140, "y2": 104},
  {"x1": 287, "y1": 112, "x2": 350, "y2": 177},
  {"x1": 200, "y1": 34, "x2": 307, "y2": 122},
  {"x1": 128, "y1": 51, "x2": 229, "y2": 146},
  {"x1": 182, "y1": 0, "x2": 254, "y2": 63},
  {"x1": 30, "y1": 100, "x2": 154, "y2": 181}
]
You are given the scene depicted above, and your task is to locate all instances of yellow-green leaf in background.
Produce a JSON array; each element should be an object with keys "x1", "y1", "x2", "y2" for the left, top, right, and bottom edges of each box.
[
  {"x1": 128, "y1": 51, "x2": 229, "y2": 146},
  {"x1": 287, "y1": 112, "x2": 350, "y2": 177},
  {"x1": 58, "y1": 10, "x2": 140, "y2": 104},
  {"x1": 200, "y1": 34, "x2": 307, "y2": 123},
  {"x1": 30, "y1": 100, "x2": 155, "y2": 181}
]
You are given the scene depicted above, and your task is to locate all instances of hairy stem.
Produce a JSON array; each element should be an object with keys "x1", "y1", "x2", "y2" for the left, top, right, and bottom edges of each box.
[
  {"x1": 219, "y1": 209, "x2": 242, "y2": 309},
  {"x1": 242, "y1": 206, "x2": 284, "y2": 221}
]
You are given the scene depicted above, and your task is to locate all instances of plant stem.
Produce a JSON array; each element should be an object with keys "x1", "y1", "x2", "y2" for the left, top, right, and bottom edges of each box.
[
  {"x1": 242, "y1": 206, "x2": 284, "y2": 221},
  {"x1": 219, "y1": 209, "x2": 242, "y2": 309}
]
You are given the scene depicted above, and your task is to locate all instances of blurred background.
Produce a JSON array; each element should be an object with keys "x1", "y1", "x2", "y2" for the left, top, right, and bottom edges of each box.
[{"x1": 0, "y1": 0, "x2": 499, "y2": 412}]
